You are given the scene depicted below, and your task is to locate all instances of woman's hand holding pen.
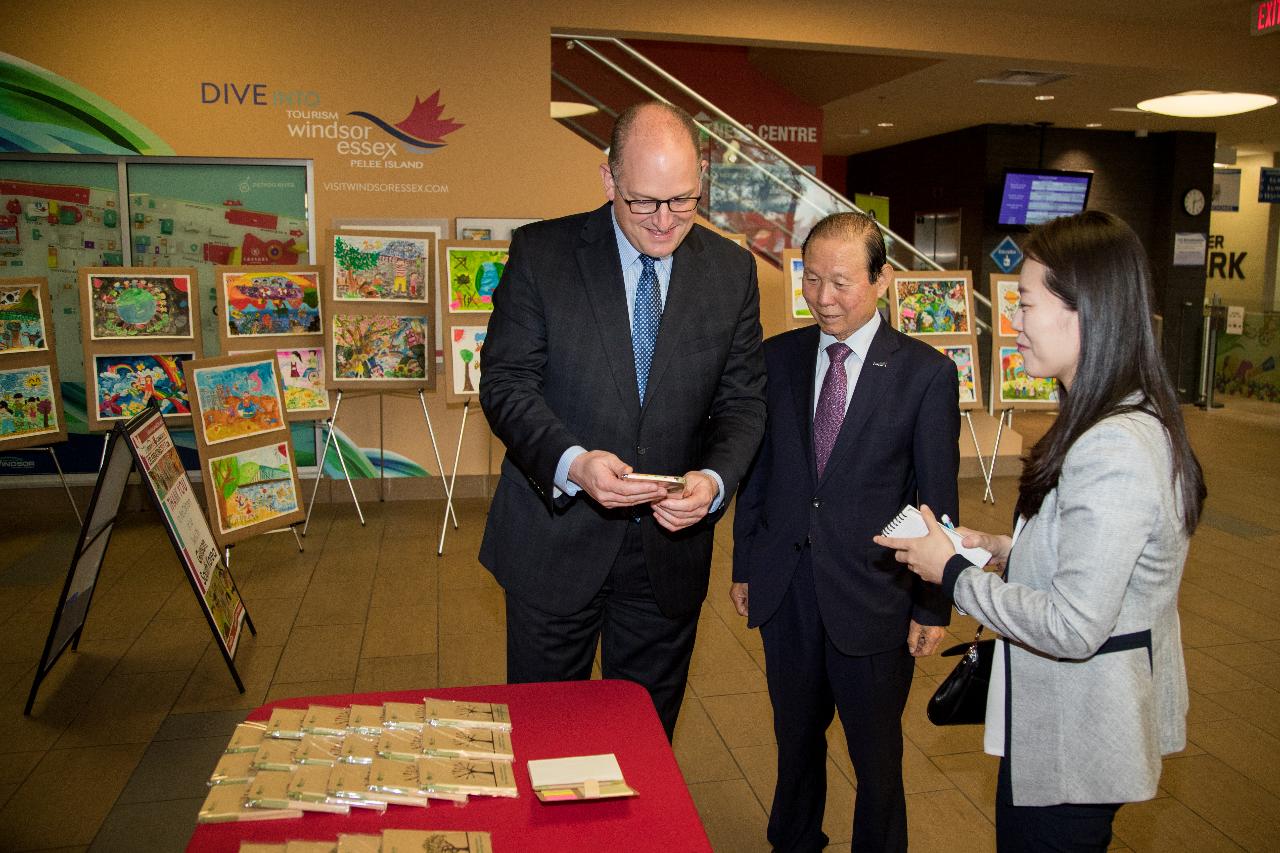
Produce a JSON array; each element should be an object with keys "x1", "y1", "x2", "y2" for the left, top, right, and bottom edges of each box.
[{"x1": 873, "y1": 505, "x2": 1013, "y2": 583}]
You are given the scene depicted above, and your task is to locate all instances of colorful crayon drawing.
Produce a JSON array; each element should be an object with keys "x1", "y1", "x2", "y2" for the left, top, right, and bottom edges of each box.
[
  {"x1": 451, "y1": 326, "x2": 486, "y2": 395},
  {"x1": 894, "y1": 277, "x2": 970, "y2": 335},
  {"x1": 447, "y1": 246, "x2": 507, "y2": 312},
  {"x1": 996, "y1": 279, "x2": 1020, "y2": 336},
  {"x1": 999, "y1": 346, "x2": 1058, "y2": 403},
  {"x1": 207, "y1": 442, "x2": 300, "y2": 534},
  {"x1": 223, "y1": 271, "x2": 322, "y2": 337},
  {"x1": 332, "y1": 315, "x2": 427, "y2": 381},
  {"x1": 93, "y1": 353, "x2": 192, "y2": 420},
  {"x1": 0, "y1": 365, "x2": 58, "y2": 441},
  {"x1": 192, "y1": 359, "x2": 286, "y2": 445},
  {"x1": 333, "y1": 235, "x2": 429, "y2": 303},
  {"x1": 0, "y1": 284, "x2": 47, "y2": 353},
  {"x1": 89, "y1": 274, "x2": 193, "y2": 339},
  {"x1": 460, "y1": 228, "x2": 492, "y2": 240},
  {"x1": 276, "y1": 348, "x2": 329, "y2": 412},
  {"x1": 789, "y1": 256, "x2": 811, "y2": 319},
  {"x1": 936, "y1": 345, "x2": 977, "y2": 404}
]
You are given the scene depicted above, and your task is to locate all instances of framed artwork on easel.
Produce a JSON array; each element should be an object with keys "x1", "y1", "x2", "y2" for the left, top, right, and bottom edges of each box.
[
  {"x1": 0, "y1": 278, "x2": 67, "y2": 450},
  {"x1": 78, "y1": 267, "x2": 203, "y2": 431},
  {"x1": 988, "y1": 273, "x2": 1058, "y2": 412}
]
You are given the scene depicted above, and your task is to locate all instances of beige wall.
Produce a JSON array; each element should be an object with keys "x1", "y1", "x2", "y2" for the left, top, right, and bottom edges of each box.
[{"x1": 6, "y1": 0, "x2": 1274, "y2": 476}]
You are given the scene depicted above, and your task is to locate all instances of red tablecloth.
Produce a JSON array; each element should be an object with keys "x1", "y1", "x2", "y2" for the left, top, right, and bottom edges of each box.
[{"x1": 186, "y1": 679, "x2": 712, "y2": 852}]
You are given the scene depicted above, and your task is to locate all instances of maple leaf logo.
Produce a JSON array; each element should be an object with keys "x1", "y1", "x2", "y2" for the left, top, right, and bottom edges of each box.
[{"x1": 348, "y1": 90, "x2": 464, "y2": 152}]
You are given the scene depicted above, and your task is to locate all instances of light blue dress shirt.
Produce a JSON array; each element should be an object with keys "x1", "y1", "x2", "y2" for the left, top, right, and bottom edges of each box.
[{"x1": 554, "y1": 211, "x2": 725, "y2": 510}]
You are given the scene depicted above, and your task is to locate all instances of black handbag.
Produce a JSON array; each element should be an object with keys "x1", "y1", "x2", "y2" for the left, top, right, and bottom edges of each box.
[{"x1": 927, "y1": 626, "x2": 995, "y2": 726}]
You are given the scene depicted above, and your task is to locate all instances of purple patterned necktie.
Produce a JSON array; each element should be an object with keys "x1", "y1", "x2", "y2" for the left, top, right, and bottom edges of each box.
[{"x1": 814, "y1": 342, "x2": 852, "y2": 478}]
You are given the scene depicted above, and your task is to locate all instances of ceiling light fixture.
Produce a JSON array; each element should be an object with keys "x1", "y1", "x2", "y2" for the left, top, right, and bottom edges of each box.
[
  {"x1": 1085, "y1": 122, "x2": 1102, "y2": 128},
  {"x1": 1034, "y1": 95, "x2": 1055, "y2": 101},
  {"x1": 550, "y1": 101, "x2": 598, "y2": 119},
  {"x1": 877, "y1": 122, "x2": 894, "y2": 127},
  {"x1": 1136, "y1": 91, "x2": 1277, "y2": 118}
]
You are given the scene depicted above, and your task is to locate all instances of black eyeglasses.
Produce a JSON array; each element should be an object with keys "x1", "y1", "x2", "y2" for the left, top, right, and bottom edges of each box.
[{"x1": 618, "y1": 194, "x2": 702, "y2": 215}]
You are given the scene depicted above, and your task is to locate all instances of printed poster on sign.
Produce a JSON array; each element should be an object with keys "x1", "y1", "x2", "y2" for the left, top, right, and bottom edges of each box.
[
  {"x1": 0, "y1": 283, "x2": 48, "y2": 353},
  {"x1": 332, "y1": 234, "x2": 430, "y2": 303},
  {"x1": 88, "y1": 273, "x2": 193, "y2": 339},
  {"x1": 129, "y1": 410, "x2": 244, "y2": 655},
  {"x1": 92, "y1": 353, "x2": 192, "y2": 421},
  {"x1": 222, "y1": 270, "x2": 321, "y2": 338},
  {"x1": 0, "y1": 364, "x2": 59, "y2": 444},
  {"x1": 999, "y1": 346, "x2": 1058, "y2": 404}
]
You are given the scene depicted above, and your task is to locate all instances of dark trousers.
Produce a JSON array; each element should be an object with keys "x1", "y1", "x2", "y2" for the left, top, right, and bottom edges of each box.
[
  {"x1": 504, "y1": 521, "x2": 699, "y2": 741},
  {"x1": 996, "y1": 756, "x2": 1121, "y2": 852},
  {"x1": 761, "y1": 553, "x2": 914, "y2": 853}
]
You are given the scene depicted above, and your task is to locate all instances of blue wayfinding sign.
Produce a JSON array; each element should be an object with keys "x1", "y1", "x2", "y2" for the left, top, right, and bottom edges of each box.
[
  {"x1": 990, "y1": 235, "x2": 1024, "y2": 273},
  {"x1": 1259, "y1": 167, "x2": 1280, "y2": 204}
]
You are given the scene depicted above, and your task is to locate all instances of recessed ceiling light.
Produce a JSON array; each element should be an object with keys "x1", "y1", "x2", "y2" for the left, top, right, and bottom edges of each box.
[
  {"x1": 1085, "y1": 122, "x2": 1102, "y2": 128},
  {"x1": 550, "y1": 101, "x2": 598, "y2": 119},
  {"x1": 1034, "y1": 95, "x2": 1055, "y2": 101},
  {"x1": 877, "y1": 122, "x2": 894, "y2": 128},
  {"x1": 1136, "y1": 91, "x2": 1277, "y2": 118}
]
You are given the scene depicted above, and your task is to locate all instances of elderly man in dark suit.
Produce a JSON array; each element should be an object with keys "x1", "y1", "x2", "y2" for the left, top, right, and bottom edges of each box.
[
  {"x1": 731, "y1": 212, "x2": 959, "y2": 852},
  {"x1": 479, "y1": 101, "x2": 766, "y2": 740}
]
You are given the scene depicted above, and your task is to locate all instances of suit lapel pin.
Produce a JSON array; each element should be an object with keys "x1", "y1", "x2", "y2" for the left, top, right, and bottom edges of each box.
[{"x1": 871, "y1": 361, "x2": 887, "y2": 368}]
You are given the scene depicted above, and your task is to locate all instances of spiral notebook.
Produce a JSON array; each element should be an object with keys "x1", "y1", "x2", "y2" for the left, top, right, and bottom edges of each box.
[{"x1": 881, "y1": 505, "x2": 992, "y2": 568}]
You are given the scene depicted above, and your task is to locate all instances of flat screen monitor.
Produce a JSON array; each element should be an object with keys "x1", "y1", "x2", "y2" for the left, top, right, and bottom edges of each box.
[{"x1": 997, "y1": 168, "x2": 1093, "y2": 226}]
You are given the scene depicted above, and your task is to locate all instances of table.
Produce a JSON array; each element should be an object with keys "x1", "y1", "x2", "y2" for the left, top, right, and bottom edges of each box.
[{"x1": 186, "y1": 679, "x2": 712, "y2": 851}]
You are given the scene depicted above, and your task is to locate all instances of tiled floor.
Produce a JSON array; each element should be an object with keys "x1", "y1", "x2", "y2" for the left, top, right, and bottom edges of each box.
[{"x1": 0, "y1": 397, "x2": 1278, "y2": 852}]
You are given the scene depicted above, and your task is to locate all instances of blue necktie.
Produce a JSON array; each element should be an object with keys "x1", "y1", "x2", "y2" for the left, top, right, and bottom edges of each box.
[{"x1": 633, "y1": 254, "x2": 662, "y2": 403}]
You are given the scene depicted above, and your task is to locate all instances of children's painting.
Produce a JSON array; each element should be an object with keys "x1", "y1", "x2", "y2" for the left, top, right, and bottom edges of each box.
[
  {"x1": 332, "y1": 315, "x2": 428, "y2": 382},
  {"x1": 450, "y1": 326, "x2": 486, "y2": 396},
  {"x1": 276, "y1": 348, "x2": 329, "y2": 413},
  {"x1": 223, "y1": 271, "x2": 321, "y2": 337},
  {"x1": 332, "y1": 234, "x2": 430, "y2": 303},
  {"x1": 207, "y1": 442, "x2": 300, "y2": 535},
  {"x1": 446, "y1": 246, "x2": 508, "y2": 313},
  {"x1": 0, "y1": 284, "x2": 47, "y2": 353},
  {"x1": 894, "y1": 277, "x2": 970, "y2": 335},
  {"x1": 936, "y1": 344, "x2": 977, "y2": 404},
  {"x1": 995, "y1": 278, "x2": 1019, "y2": 337},
  {"x1": 89, "y1": 273, "x2": 193, "y2": 339},
  {"x1": 999, "y1": 346, "x2": 1058, "y2": 404},
  {"x1": 0, "y1": 365, "x2": 58, "y2": 442},
  {"x1": 789, "y1": 256, "x2": 811, "y2": 319},
  {"x1": 192, "y1": 359, "x2": 286, "y2": 445},
  {"x1": 93, "y1": 353, "x2": 192, "y2": 420}
]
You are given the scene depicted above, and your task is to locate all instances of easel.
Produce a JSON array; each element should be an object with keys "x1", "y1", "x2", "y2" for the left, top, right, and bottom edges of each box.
[
  {"x1": 13, "y1": 445, "x2": 81, "y2": 523},
  {"x1": 976, "y1": 409, "x2": 1013, "y2": 504},
  {"x1": 301, "y1": 389, "x2": 456, "y2": 537},
  {"x1": 224, "y1": 524, "x2": 304, "y2": 569},
  {"x1": 437, "y1": 399, "x2": 470, "y2": 555}
]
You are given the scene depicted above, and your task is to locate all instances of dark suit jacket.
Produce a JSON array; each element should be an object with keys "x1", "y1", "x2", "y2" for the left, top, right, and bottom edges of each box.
[
  {"x1": 732, "y1": 320, "x2": 958, "y2": 655},
  {"x1": 479, "y1": 203, "x2": 766, "y2": 619}
]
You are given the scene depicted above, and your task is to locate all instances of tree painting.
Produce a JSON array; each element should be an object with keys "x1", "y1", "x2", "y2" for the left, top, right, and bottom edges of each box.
[{"x1": 450, "y1": 326, "x2": 486, "y2": 395}]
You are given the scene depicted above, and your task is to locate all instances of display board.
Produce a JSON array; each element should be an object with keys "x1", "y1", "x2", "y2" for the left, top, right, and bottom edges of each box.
[
  {"x1": 0, "y1": 277, "x2": 66, "y2": 449},
  {"x1": 182, "y1": 352, "x2": 305, "y2": 548},
  {"x1": 323, "y1": 229, "x2": 435, "y2": 392},
  {"x1": 889, "y1": 270, "x2": 983, "y2": 411},
  {"x1": 78, "y1": 266, "x2": 202, "y2": 430},
  {"x1": 781, "y1": 248, "x2": 812, "y2": 329},
  {"x1": 215, "y1": 264, "x2": 331, "y2": 420},
  {"x1": 124, "y1": 405, "x2": 252, "y2": 685},
  {"x1": 437, "y1": 240, "x2": 506, "y2": 404},
  {"x1": 24, "y1": 427, "x2": 132, "y2": 714},
  {"x1": 988, "y1": 273, "x2": 1059, "y2": 411}
]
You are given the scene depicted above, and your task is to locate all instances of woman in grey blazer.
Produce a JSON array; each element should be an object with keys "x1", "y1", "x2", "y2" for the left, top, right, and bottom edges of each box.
[{"x1": 877, "y1": 210, "x2": 1206, "y2": 852}]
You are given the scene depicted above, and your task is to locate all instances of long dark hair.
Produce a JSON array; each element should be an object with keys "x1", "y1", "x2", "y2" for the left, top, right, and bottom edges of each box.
[{"x1": 1014, "y1": 211, "x2": 1206, "y2": 533}]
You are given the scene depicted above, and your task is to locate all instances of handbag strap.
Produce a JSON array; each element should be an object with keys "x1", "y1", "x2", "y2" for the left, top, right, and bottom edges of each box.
[{"x1": 967, "y1": 542, "x2": 1012, "y2": 646}]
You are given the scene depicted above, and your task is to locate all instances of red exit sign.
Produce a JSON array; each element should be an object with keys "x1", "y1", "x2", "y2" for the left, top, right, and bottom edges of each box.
[{"x1": 1255, "y1": 0, "x2": 1280, "y2": 34}]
